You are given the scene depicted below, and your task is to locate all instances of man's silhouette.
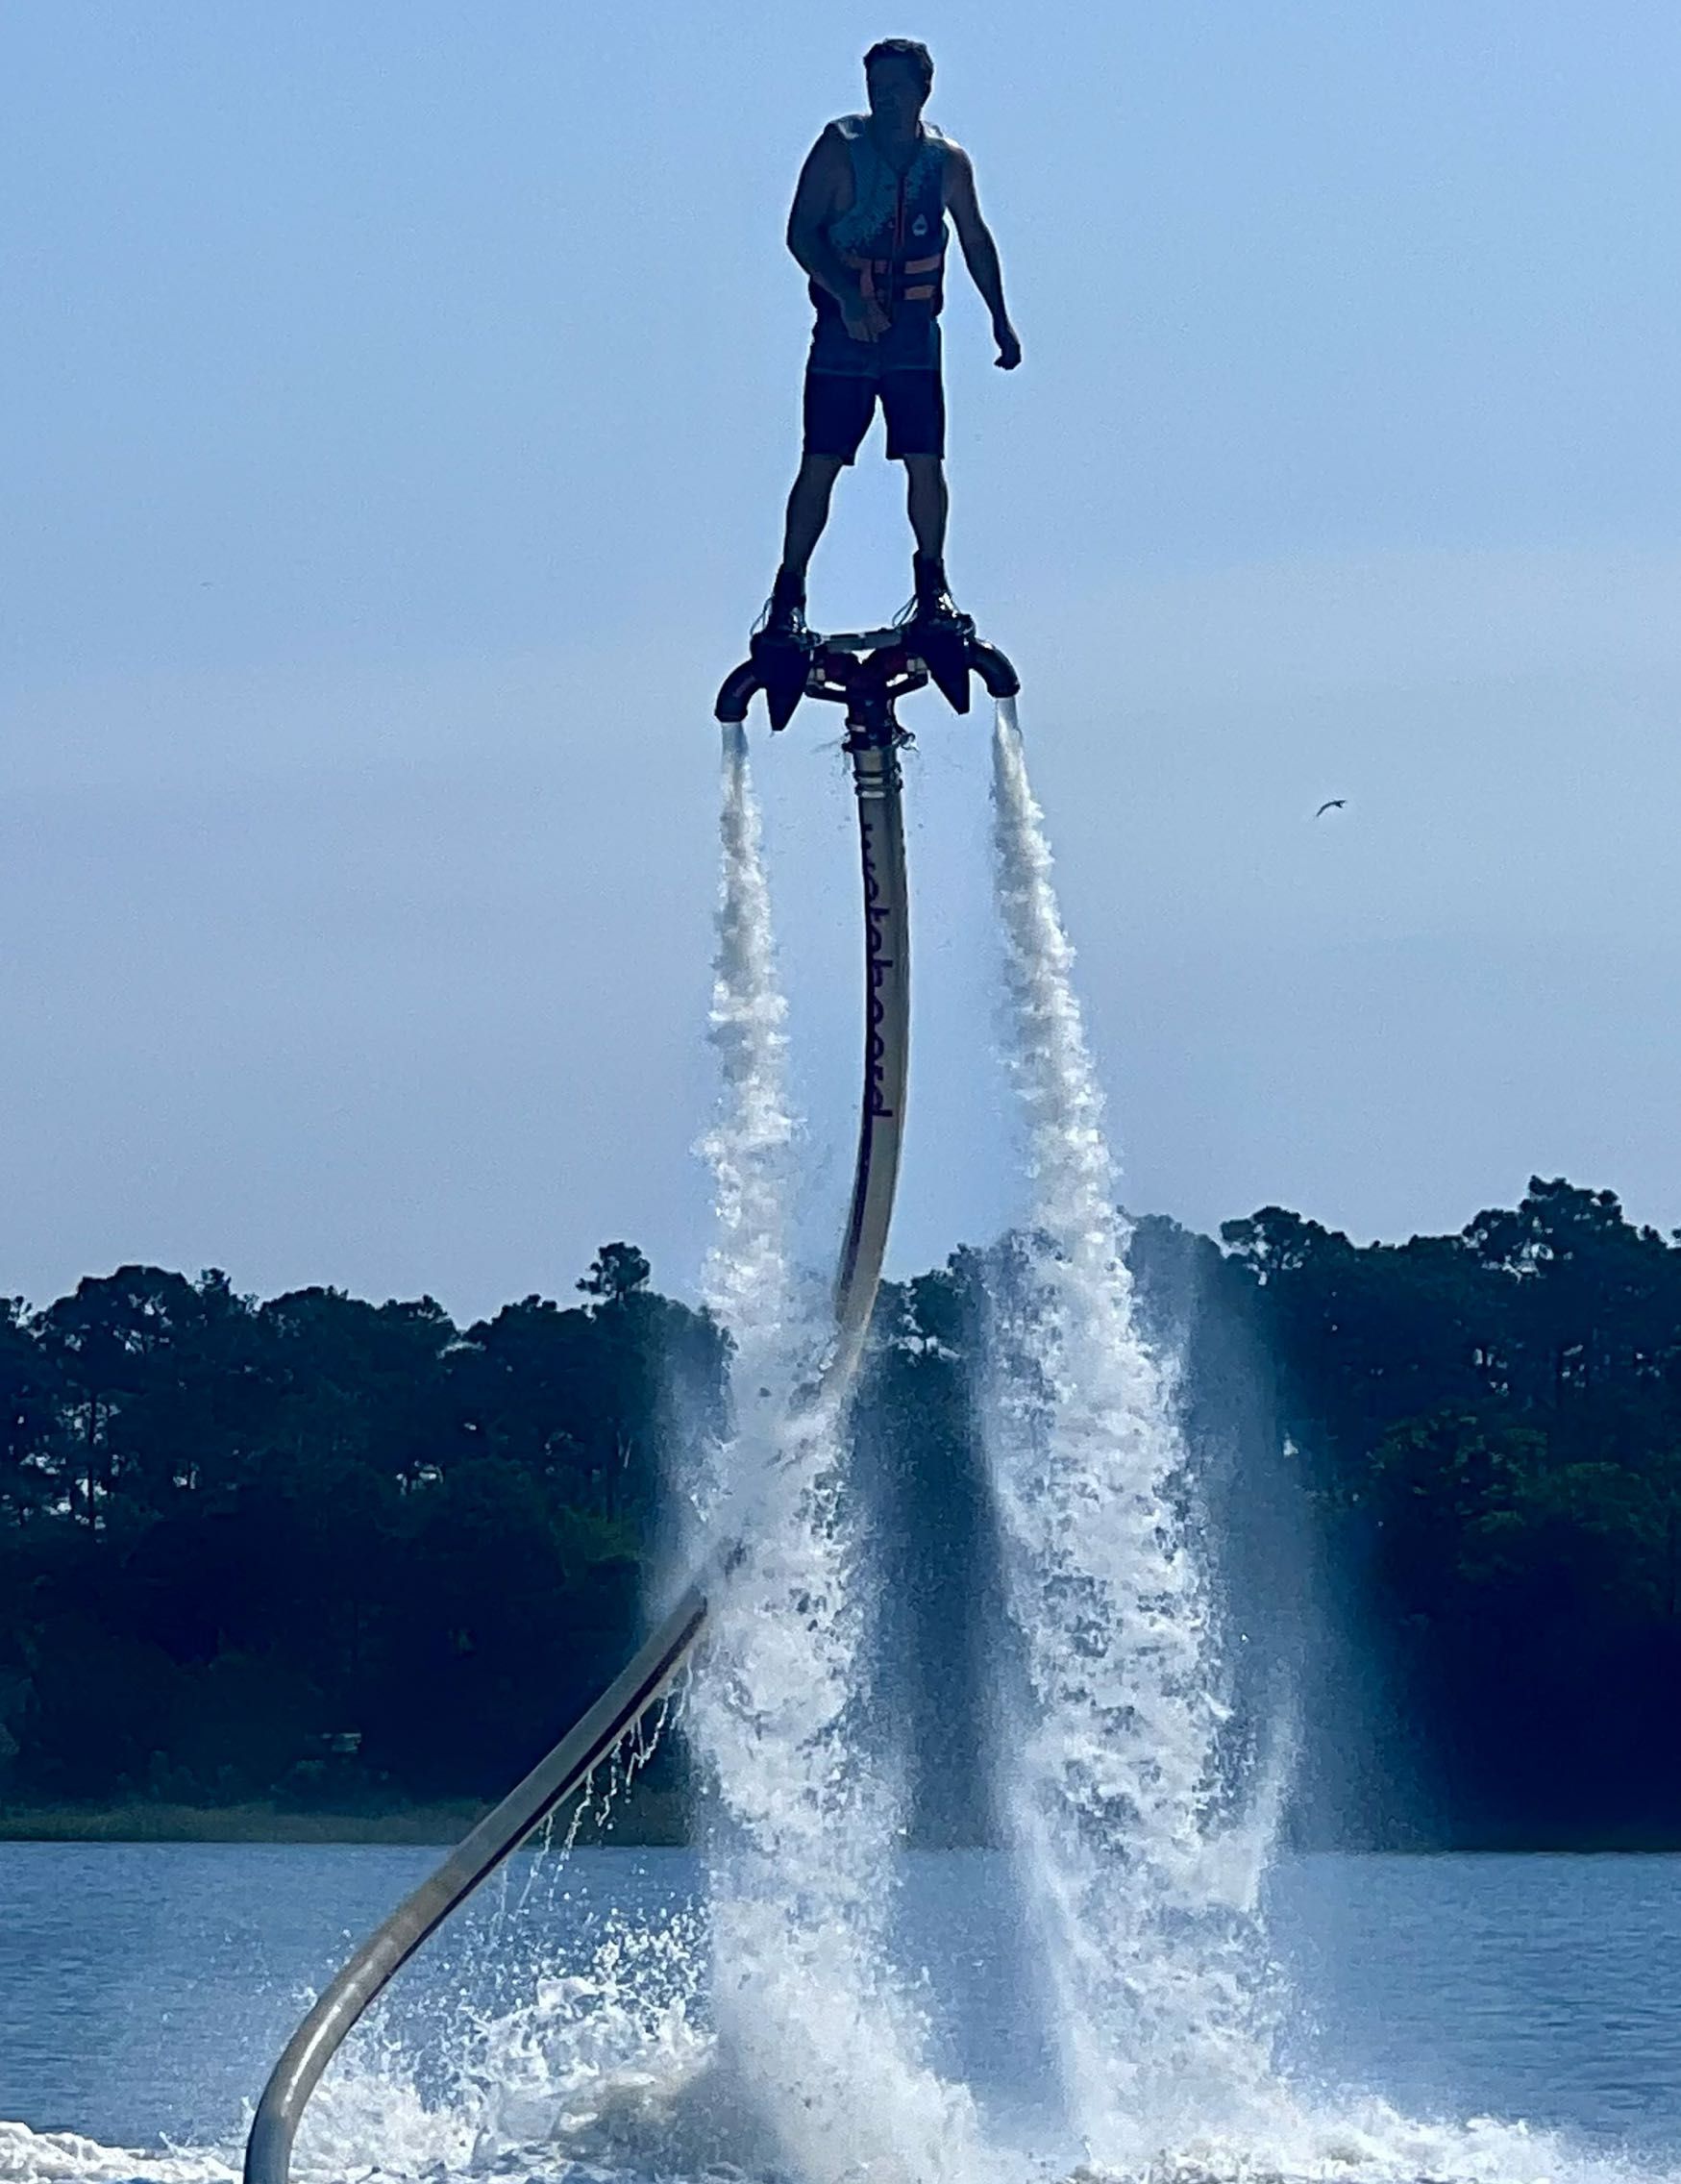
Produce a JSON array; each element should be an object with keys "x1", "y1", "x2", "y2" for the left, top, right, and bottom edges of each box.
[{"x1": 763, "y1": 38, "x2": 1020, "y2": 641}]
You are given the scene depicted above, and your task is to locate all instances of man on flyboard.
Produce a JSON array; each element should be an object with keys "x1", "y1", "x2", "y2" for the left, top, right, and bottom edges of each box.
[{"x1": 760, "y1": 37, "x2": 1021, "y2": 645}]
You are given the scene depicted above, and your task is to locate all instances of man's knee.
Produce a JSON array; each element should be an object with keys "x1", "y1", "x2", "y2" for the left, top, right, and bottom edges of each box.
[
  {"x1": 798, "y1": 452, "x2": 846, "y2": 490},
  {"x1": 902, "y1": 455, "x2": 945, "y2": 483}
]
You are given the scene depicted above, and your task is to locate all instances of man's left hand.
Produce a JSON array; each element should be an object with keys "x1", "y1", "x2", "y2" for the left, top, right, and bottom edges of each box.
[{"x1": 994, "y1": 322, "x2": 1023, "y2": 370}]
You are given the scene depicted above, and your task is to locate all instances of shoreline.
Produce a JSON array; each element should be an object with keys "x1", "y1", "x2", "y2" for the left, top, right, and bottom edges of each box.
[
  {"x1": 5, "y1": 1801, "x2": 1681, "y2": 1852},
  {"x1": 0, "y1": 1800, "x2": 493, "y2": 1845},
  {"x1": 0, "y1": 1788, "x2": 689, "y2": 1847}
]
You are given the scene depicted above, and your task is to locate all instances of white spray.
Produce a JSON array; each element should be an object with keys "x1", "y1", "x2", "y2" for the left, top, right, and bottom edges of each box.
[
  {"x1": 688, "y1": 726, "x2": 984, "y2": 2184},
  {"x1": 690, "y1": 722, "x2": 799, "y2": 1512},
  {"x1": 983, "y1": 702, "x2": 1274, "y2": 2167}
]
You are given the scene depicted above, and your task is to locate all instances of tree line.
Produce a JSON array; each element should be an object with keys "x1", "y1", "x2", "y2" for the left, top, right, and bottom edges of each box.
[{"x1": 3, "y1": 1179, "x2": 1678, "y2": 1846}]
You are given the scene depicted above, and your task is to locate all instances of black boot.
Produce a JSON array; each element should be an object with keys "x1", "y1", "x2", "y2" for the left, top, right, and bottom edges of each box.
[
  {"x1": 910, "y1": 553, "x2": 975, "y2": 635},
  {"x1": 758, "y1": 566, "x2": 810, "y2": 645}
]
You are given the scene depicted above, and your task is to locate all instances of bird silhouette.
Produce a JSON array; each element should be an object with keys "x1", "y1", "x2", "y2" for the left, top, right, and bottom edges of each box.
[{"x1": 1315, "y1": 798, "x2": 1347, "y2": 819}]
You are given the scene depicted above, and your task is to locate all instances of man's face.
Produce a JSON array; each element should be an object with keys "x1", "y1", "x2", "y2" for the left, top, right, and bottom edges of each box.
[{"x1": 866, "y1": 57, "x2": 929, "y2": 132}]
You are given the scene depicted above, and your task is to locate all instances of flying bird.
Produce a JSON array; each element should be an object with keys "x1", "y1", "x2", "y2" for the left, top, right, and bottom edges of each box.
[{"x1": 1315, "y1": 798, "x2": 1347, "y2": 819}]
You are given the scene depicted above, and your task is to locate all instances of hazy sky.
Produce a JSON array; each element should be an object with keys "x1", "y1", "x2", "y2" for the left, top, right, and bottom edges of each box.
[{"x1": 8, "y1": 1, "x2": 1681, "y2": 1322}]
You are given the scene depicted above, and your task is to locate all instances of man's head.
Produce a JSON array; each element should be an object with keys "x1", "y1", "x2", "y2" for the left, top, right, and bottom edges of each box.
[{"x1": 864, "y1": 37, "x2": 933, "y2": 129}]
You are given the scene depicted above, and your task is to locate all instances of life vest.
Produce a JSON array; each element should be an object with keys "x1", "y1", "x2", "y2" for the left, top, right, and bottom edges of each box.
[{"x1": 819, "y1": 113, "x2": 951, "y2": 325}]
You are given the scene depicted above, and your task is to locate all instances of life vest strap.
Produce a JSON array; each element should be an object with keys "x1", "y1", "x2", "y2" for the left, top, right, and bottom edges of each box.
[{"x1": 846, "y1": 243, "x2": 946, "y2": 318}]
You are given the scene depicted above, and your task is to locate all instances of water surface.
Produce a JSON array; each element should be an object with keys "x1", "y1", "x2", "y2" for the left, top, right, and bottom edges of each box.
[{"x1": 3, "y1": 1845, "x2": 1679, "y2": 2182}]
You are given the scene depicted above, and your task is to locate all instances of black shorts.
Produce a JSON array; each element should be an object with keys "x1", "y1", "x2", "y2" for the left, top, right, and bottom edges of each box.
[{"x1": 803, "y1": 364, "x2": 946, "y2": 464}]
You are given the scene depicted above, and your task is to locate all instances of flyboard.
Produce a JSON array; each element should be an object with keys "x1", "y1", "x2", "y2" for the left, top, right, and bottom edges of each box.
[{"x1": 243, "y1": 610, "x2": 1019, "y2": 2184}]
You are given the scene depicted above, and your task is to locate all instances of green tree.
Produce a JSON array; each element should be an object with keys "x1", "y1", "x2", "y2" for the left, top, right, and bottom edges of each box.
[{"x1": 577, "y1": 1242, "x2": 652, "y2": 1304}]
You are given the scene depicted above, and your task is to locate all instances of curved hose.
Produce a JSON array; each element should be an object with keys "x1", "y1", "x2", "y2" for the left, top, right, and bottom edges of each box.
[
  {"x1": 828, "y1": 731, "x2": 908, "y2": 1388},
  {"x1": 244, "y1": 729, "x2": 911, "y2": 2184}
]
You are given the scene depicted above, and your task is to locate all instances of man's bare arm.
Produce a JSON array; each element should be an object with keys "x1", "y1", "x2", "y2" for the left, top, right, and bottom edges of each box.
[
  {"x1": 787, "y1": 129, "x2": 889, "y2": 339},
  {"x1": 946, "y1": 145, "x2": 1021, "y2": 369}
]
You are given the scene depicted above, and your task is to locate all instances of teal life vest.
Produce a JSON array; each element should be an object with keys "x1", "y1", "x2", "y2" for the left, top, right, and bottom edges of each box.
[{"x1": 814, "y1": 114, "x2": 952, "y2": 331}]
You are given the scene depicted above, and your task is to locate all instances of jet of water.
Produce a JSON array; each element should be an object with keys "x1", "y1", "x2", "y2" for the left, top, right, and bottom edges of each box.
[
  {"x1": 688, "y1": 726, "x2": 985, "y2": 2184},
  {"x1": 684, "y1": 721, "x2": 800, "y2": 1542},
  {"x1": 982, "y1": 701, "x2": 1277, "y2": 2169}
]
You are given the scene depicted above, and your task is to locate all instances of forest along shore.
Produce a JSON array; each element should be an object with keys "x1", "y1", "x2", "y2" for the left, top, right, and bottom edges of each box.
[{"x1": 6, "y1": 1182, "x2": 1681, "y2": 1851}]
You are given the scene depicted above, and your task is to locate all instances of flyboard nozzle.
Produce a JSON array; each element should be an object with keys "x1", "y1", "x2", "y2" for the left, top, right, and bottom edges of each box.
[
  {"x1": 969, "y1": 637, "x2": 1021, "y2": 701},
  {"x1": 714, "y1": 659, "x2": 758, "y2": 725}
]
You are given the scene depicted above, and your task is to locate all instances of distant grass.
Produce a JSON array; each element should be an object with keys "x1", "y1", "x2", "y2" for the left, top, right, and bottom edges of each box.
[
  {"x1": 0, "y1": 1780, "x2": 690, "y2": 1847},
  {"x1": 0, "y1": 1799, "x2": 489, "y2": 1845},
  {"x1": 10, "y1": 1800, "x2": 1659, "y2": 1853}
]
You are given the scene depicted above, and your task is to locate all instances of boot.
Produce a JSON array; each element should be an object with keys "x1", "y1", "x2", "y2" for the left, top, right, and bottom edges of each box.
[
  {"x1": 910, "y1": 553, "x2": 974, "y2": 635},
  {"x1": 758, "y1": 566, "x2": 810, "y2": 645}
]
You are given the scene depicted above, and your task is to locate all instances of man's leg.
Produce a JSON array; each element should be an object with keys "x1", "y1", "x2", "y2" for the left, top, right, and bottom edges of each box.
[
  {"x1": 764, "y1": 369, "x2": 874, "y2": 636},
  {"x1": 902, "y1": 454, "x2": 949, "y2": 564},
  {"x1": 885, "y1": 368, "x2": 965, "y2": 626},
  {"x1": 902, "y1": 455, "x2": 969, "y2": 626},
  {"x1": 779, "y1": 452, "x2": 846, "y2": 587}
]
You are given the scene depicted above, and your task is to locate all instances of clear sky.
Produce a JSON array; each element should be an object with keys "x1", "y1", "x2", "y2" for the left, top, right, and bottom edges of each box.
[{"x1": 7, "y1": 1, "x2": 1681, "y2": 1322}]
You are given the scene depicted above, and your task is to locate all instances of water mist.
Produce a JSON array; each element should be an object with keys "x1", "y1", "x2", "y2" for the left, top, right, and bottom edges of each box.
[
  {"x1": 981, "y1": 703, "x2": 1275, "y2": 2167},
  {"x1": 687, "y1": 726, "x2": 984, "y2": 2184}
]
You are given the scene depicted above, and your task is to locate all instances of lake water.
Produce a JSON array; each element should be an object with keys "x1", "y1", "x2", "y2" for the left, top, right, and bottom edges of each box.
[{"x1": 3, "y1": 1845, "x2": 1679, "y2": 2184}]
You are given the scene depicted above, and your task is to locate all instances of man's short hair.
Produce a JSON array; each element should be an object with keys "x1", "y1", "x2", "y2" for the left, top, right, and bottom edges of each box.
[{"x1": 864, "y1": 37, "x2": 934, "y2": 94}]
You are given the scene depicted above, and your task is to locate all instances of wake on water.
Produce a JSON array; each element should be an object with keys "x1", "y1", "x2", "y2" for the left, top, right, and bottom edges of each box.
[{"x1": 5, "y1": 715, "x2": 1671, "y2": 2184}]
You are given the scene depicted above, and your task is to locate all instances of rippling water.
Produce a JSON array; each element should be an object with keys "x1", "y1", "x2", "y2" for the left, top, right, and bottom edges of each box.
[{"x1": 3, "y1": 1844, "x2": 1681, "y2": 2184}]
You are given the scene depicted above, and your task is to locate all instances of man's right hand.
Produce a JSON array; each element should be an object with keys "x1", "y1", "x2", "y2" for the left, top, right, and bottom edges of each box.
[{"x1": 840, "y1": 289, "x2": 891, "y2": 343}]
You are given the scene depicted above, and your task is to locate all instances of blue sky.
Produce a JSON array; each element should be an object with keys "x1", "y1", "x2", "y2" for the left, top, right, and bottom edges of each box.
[{"x1": 7, "y1": 1, "x2": 1681, "y2": 1318}]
